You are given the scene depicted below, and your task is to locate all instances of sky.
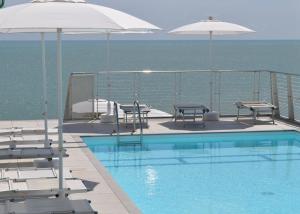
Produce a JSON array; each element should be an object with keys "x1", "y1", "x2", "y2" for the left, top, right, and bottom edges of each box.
[{"x1": 2, "y1": 0, "x2": 300, "y2": 40}]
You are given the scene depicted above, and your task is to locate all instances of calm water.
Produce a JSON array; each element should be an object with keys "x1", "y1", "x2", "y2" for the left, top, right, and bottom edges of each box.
[
  {"x1": 84, "y1": 131, "x2": 300, "y2": 214},
  {"x1": 0, "y1": 40, "x2": 300, "y2": 120}
]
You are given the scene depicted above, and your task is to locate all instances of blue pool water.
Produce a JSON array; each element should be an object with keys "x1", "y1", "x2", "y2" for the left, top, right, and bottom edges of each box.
[{"x1": 84, "y1": 131, "x2": 300, "y2": 214}]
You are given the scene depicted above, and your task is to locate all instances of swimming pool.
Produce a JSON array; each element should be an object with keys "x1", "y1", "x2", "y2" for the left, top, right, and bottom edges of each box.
[{"x1": 83, "y1": 131, "x2": 300, "y2": 214}]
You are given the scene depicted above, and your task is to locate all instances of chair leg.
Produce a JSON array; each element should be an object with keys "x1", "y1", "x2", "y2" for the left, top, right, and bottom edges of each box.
[{"x1": 237, "y1": 108, "x2": 240, "y2": 120}]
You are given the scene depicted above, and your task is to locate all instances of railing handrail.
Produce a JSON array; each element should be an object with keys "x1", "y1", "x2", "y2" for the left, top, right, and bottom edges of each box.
[
  {"x1": 73, "y1": 69, "x2": 300, "y2": 78},
  {"x1": 113, "y1": 102, "x2": 120, "y2": 141},
  {"x1": 133, "y1": 100, "x2": 143, "y2": 142}
]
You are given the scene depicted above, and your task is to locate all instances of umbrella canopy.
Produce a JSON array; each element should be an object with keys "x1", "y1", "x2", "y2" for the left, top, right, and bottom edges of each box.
[
  {"x1": 169, "y1": 17, "x2": 254, "y2": 111},
  {"x1": 0, "y1": 0, "x2": 160, "y2": 33},
  {"x1": 169, "y1": 16, "x2": 254, "y2": 35},
  {"x1": 0, "y1": 0, "x2": 160, "y2": 197}
]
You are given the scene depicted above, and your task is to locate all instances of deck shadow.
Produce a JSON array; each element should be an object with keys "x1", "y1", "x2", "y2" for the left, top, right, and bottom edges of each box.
[
  {"x1": 159, "y1": 120, "x2": 254, "y2": 131},
  {"x1": 63, "y1": 121, "x2": 147, "y2": 135},
  {"x1": 81, "y1": 179, "x2": 99, "y2": 191}
]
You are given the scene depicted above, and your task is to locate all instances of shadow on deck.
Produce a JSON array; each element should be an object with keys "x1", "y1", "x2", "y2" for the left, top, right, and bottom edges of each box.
[{"x1": 62, "y1": 117, "x2": 279, "y2": 135}]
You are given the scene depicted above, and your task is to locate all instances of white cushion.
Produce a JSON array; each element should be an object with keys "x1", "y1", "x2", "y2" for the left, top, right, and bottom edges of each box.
[{"x1": 203, "y1": 112, "x2": 220, "y2": 121}]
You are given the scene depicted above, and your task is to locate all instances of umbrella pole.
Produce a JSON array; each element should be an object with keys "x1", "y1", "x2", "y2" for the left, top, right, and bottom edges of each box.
[
  {"x1": 41, "y1": 32, "x2": 49, "y2": 148},
  {"x1": 106, "y1": 33, "x2": 111, "y2": 115},
  {"x1": 209, "y1": 31, "x2": 213, "y2": 111},
  {"x1": 57, "y1": 28, "x2": 64, "y2": 196}
]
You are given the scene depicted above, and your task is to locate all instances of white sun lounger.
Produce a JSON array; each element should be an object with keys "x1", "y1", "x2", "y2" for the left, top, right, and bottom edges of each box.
[
  {"x1": 0, "y1": 128, "x2": 58, "y2": 136},
  {"x1": 0, "y1": 167, "x2": 73, "y2": 180},
  {"x1": 0, "y1": 136, "x2": 59, "y2": 148},
  {"x1": 0, "y1": 178, "x2": 87, "y2": 200},
  {"x1": 235, "y1": 101, "x2": 277, "y2": 124},
  {"x1": 0, "y1": 147, "x2": 68, "y2": 160},
  {"x1": 0, "y1": 198, "x2": 97, "y2": 214}
]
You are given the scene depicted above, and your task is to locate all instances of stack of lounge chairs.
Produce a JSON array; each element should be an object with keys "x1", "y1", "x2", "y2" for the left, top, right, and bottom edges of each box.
[
  {"x1": 0, "y1": 127, "x2": 62, "y2": 159},
  {"x1": 0, "y1": 127, "x2": 97, "y2": 214}
]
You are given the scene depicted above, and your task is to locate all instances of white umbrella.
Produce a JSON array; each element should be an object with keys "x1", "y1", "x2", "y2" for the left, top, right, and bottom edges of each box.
[
  {"x1": 0, "y1": 0, "x2": 160, "y2": 197},
  {"x1": 170, "y1": 16, "x2": 254, "y2": 111}
]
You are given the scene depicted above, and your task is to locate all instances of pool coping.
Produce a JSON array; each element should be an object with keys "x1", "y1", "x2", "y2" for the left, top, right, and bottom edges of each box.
[
  {"x1": 81, "y1": 128, "x2": 299, "y2": 138},
  {"x1": 72, "y1": 135, "x2": 141, "y2": 214}
]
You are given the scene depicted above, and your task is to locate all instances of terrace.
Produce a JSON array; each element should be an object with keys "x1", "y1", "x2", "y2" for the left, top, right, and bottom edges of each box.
[{"x1": 0, "y1": 69, "x2": 299, "y2": 213}]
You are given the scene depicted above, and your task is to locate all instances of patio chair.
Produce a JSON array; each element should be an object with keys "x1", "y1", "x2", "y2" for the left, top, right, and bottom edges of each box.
[
  {"x1": 0, "y1": 147, "x2": 68, "y2": 160},
  {"x1": 0, "y1": 177, "x2": 87, "y2": 201},
  {"x1": 0, "y1": 198, "x2": 97, "y2": 214},
  {"x1": 0, "y1": 167, "x2": 73, "y2": 180},
  {"x1": 235, "y1": 101, "x2": 277, "y2": 124}
]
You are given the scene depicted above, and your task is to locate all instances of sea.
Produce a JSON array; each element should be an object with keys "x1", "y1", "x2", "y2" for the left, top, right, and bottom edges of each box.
[{"x1": 0, "y1": 40, "x2": 299, "y2": 120}]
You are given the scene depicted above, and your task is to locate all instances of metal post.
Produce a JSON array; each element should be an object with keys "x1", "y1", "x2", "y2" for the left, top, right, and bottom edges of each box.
[
  {"x1": 179, "y1": 72, "x2": 182, "y2": 104},
  {"x1": 209, "y1": 31, "x2": 213, "y2": 110},
  {"x1": 252, "y1": 71, "x2": 257, "y2": 101},
  {"x1": 138, "y1": 72, "x2": 141, "y2": 101},
  {"x1": 174, "y1": 72, "x2": 177, "y2": 105},
  {"x1": 271, "y1": 73, "x2": 280, "y2": 117},
  {"x1": 218, "y1": 71, "x2": 221, "y2": 113},
  {"x1": 133, "y1": 72, "x2": 137, "y2": 100},
  {"x1": 106, "y1": 33, "x2": 111, "y2": 115},
  {"x1": 257, "y1": 71, "x2": 261, "y2": 101},
  {"x1": 96, "y1": 72, "x2": 99, "y2": 118},
  {"x1": 133, "y1": 101, "x2": 136, "y2": 132},
  {"x1": 56, "y1": 28, "x2": 64, "y2": 196},
  {"x1": 41, "y1": 32, "x2": 49, "y2": 148},
  {"x1": 287, "y1": 75, "x2": 294, "y2": 121}
]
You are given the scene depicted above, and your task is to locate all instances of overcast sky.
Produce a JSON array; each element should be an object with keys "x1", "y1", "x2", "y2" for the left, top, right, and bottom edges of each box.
[{"x1": 2, "y1": 0, "x2": 300, "y2": 40}]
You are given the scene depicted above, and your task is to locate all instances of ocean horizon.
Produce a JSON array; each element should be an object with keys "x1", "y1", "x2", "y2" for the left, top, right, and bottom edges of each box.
[{"x1": 0, "y1": 40, "x2": 299, "y2": 120}]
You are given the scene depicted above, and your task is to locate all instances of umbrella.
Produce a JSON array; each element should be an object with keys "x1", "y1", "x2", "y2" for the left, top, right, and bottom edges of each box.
[
  {"x1": 170, "y1": 16, "x2": 254, "y2": 111},
  {"x1": 0, "y1": 0, "x2": 160, "y2": 197}
]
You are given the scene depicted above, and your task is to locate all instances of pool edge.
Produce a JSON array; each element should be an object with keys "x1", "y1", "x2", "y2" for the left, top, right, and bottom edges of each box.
[{"x1": 73, "y1": 135, "x2": 142, "y2": 214}]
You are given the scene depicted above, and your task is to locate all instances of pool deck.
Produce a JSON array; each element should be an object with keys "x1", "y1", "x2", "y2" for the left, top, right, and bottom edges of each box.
[{"x1": 0, "y1": 117, "x2": 299, "y2": 214}]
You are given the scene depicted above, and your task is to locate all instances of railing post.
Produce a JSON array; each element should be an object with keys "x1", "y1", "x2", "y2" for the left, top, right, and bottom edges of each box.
[
  {"x1": 257, "y1": 71, "x2": 261, "y2": 100},
  {"x1": 174, "y1": 72, "x2": 177, "y2": 106},
  {"x1": 270, "y1": 73, "x2": 280, "y2": 117},
  {"x1": 179, "y1": 72, "x2": 182, "y2": 104},
  {"x1": 252, "y1": 71, "x2": 256, "y2": 100},
  {"x1": 218, "y1": 71, "x2": 221, "y2": 114},
  {"x1": 287, "y1": 75, "x2": 294, "y2": 121}
]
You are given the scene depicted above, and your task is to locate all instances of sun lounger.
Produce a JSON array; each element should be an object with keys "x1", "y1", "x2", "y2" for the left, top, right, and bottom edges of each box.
[
  {"x1": 0, "y1": 127, "x2": 57, "y2": 136},
  {"x1": 174, "y1": 104, "x2": 209, "y2": 125},
  {"x1": 0, "y1": 147, "x2": 68, "y2": 160},
  {"x1": 0, "y1": 198, "x2": 97, "y2": 214},
  {"x1": 0, "y1": 136, "x2": 58, "y2": 148},
  {"x1": 235, "y1": 101, "x2": 277, "y2": 124},
  {"x1": 0, "y1": 167, "x2": 73, "y2": 180},
  {"x1": 0, "y1": 177, "x2": 87, "y2": 200}
]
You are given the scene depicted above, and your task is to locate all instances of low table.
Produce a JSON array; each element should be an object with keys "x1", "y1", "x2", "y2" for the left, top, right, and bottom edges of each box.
[
  {"x1": 120, "y1": 104, "x2": 151, "y2": 126},
  {"x1": 174, "y1": 104, "x2": 209, "y2": 124}
]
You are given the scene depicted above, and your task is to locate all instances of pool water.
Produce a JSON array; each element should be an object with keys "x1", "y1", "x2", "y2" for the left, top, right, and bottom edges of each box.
[{"x1": 83, "y1": 131, "x2": 300, "y2": 214}]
